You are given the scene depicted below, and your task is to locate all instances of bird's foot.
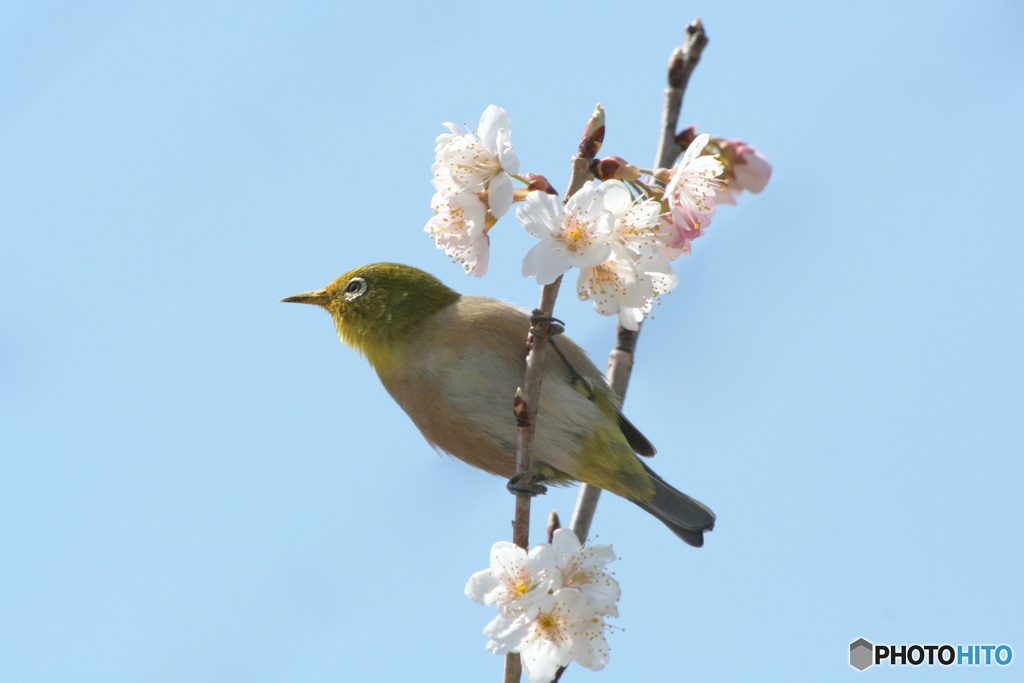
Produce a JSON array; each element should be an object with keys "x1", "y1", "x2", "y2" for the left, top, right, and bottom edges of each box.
[
  {"x1": 507, "y1": 470, "x2": 549, "y2": 497},
  {"x1": 529, "y1": 310, "x2": 565, "y2": 338},
  {"x1": 527, "y1": 311, "x2": 565, "y2": 352}
]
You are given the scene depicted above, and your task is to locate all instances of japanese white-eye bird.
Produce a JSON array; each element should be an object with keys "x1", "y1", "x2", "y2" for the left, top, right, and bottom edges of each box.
[{"x1": 282, "y1": 263, "x2": 715, "y2": 547}]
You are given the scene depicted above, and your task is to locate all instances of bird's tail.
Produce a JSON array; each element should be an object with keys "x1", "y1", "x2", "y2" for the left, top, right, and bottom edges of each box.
[{"x1": 632, "y1": 462, "x2": 716, "y2": 548}]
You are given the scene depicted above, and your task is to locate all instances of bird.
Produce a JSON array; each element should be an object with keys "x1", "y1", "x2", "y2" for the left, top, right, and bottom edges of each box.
[{"x1": 282, "y1": 262, "x2": 715, "y2": 547}]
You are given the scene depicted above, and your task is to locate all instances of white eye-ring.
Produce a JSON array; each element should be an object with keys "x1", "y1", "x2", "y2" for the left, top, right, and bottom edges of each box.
[{"x1": 344, "y1": 277, "x2": 367, "y2": 300}]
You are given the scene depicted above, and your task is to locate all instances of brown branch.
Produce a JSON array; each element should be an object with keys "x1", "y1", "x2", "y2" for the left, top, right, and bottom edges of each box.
[
  {"x1": 503, "y1": 108, "x2": 601, "y2": 683},
  {"x1": 569, "y1": 18, "x2": 707, "y2": 545},
  {"x1": 655, "y1": 18, "x2": 708, "y2": 171},
  {"x1": 569, "y1": 325, "x2": 642, "y2": 540}
]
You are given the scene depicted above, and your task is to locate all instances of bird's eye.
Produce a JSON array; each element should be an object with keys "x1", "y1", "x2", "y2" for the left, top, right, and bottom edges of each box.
[{"x1": 344, "y1": 277, "x2": 367, "y2": 300}]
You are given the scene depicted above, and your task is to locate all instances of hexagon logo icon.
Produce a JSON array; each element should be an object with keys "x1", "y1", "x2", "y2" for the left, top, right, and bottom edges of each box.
[{"x1": 850, "y1": 638, "x2": 874, "y2": 671}]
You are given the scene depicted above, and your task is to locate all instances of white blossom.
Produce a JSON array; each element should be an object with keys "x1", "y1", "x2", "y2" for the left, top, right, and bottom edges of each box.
[
  {"x1": 519, "y1": 181, "x2": 613, "y2": 285},
  {"x1": 576, "y1": 247, "x2": 648, "y2": 331},
  {"x1": 425, "y1": 187, "x2": 490, "y2": 276},
  {"x1": 550, "y1": 528, "x2": 621, "y2": 617},
  {"x1": 577, "y1": 245, "x2": 678, "y2": 330},
  {"x1": 485, "y1": 589, "x2": 609, "y2": 683},
  {"x1": 434, "y1": 106, "x2": 520, "y2": 217},
  {"x1": 599, "y1": 180, "x2": 662, "y2": 264},
  {"x1": 466, "y1": 541, "x2": 559, "y2": 617},
  {"x1": 664, "y1": 133, "x2": 725, "y2": 216}
]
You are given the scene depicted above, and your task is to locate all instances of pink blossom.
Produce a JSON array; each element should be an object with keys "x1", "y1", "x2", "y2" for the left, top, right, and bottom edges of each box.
[
  {"x1": 658, "y1": 134, "x2": 724, "y2": 259},
  {"x1": 713, "y1": 138, "x2": 771, "y2": 205},
  {"x1": 425, "y1": 187, "x2": 491, "y2": 276}
]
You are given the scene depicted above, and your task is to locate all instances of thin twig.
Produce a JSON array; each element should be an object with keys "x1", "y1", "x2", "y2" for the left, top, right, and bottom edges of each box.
[
  {"x1": 655, "y1": 18, "x2": 709, "y2": 171},
  {"x1": 563, "y1": 155, "x2": 596, "y2": 200},
  {"x1": 569, "y1": 326, "x2": 642, "y2": 540},
  {"x1": 503, "y1": 276, "x2": 560, "y2": 683},
  {"x1": 503, "y1": 111, "x2": 601, "y2": 683},
  {"x1": 569, "y1": 18, "x2": 707, "y2": 545}
]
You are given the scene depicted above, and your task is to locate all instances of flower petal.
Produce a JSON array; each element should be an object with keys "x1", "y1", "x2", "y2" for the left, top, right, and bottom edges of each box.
[
  {"x1": 477, "y1": 105, "x2": 510, "y2": 152},
  {"x1": 465, "y1": 569, "x2": 501, "y2": 604},
  {"x1": 522, "y1": 240, "x2": 573, "y2": 285},
  {"x1": 521, "y1": 639, "x2": 563, "y2": 683},
  {"x1": 488, "y1": 172, "x2": 514, "y2": 218},
  {"x1": 679, "y1": 133, "x2": 710, "y2": 167},
  {"x1": 566, "y1": 241, "x2": 612, "y2": 271},
  {"x1": 484, "y1": 613, "x2": 529, "y2": 655},
  {"x1": 598, "y1": 179, "x2": 632, "y2": 214},
  {"x1": 489, "y1": 541, "x2": 526, "y2": 572},
  {"x1": 517, "y1": 191, "x2": 562, "y2": 237},
  {"x1": 495, "y1": 127, "x2": 520, "y2": 175},
  {"x1": 735, "y1": 148, "x2": 772, "y2": 193},
  {"x1": 618, "y1": 307, "x2": 642, "y2": 331},
  {"x1": 551, "y1": 528, "x2": 581, "y2": 558}
]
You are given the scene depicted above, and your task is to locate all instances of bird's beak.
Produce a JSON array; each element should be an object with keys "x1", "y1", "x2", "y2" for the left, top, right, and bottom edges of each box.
[{"x1": 281, "y1": 289, "x2": 330, "y2": 306}]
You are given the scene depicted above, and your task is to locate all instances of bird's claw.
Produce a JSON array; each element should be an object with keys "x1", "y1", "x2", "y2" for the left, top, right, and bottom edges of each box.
[
  {"x1": 529, "y1": 310, "x2": 565, "y2": 338},
  {"x1": 507, "y1": 470, "x2": 549, "y2": 497}
]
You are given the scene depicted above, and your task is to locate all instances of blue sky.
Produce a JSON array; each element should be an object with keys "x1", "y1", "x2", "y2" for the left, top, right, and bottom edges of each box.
[{"x1": 2, "y1": 1, "x2": 1022, "y2": 681}]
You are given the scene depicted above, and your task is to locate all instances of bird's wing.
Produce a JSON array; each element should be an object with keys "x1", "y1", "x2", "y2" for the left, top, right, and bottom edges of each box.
[
  {"x1": 453, "y1": 296, "x2": 659, "y2": 458},
  {"x1": 616, "y1": 411, "x2": 656, "y2": 457},
  {"x1": 566, "y1": 373, "x2": 657, "y2": 458}
]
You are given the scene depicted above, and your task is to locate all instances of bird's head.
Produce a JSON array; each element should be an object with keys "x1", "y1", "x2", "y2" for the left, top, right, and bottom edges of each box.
[{"x1": 282, "y1": 263, "x2": 460, "y2": 371}]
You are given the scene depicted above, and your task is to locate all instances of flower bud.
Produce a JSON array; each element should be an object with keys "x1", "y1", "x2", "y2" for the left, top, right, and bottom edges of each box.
[
  {"x1": 674, "y1": 124, "x2": 697, "y2": 150},
  {"x1": 525, "y1": 173, "x2": 558, "y2": 195},
  {"x1": 668, "y1": 18, "x2": 707, "y2": 87},
  {"x1": 579, "y1": 103, "x2": 605, "y2": 157},
  {"x1": 513, "y1": 387, "x2": 529, "y2": 426},
  {"x1": 513, "y1": 174, "x2": 559, "y2": 204},
  {"x1": 667, "y1": 47, "x2": 686, "y2": 88},
  {"x1": 594, "y1": 156, "x2": 641, "y2": 182},
  {"x1": 650, "y1": 168, "x2": 673, "y2": 185},
  {"x1": 547, "y1": 510, "x2": 561, "y2": 544},
  {"x1": 706, "y1": 136, "x2": 772, "y2": 204}
]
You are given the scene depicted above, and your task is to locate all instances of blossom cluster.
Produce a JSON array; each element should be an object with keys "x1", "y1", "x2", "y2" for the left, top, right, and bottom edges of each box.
[
  {"x1": 426, "y1": 105, "x2": 771, "y2": 329},
  {"x1": 426, "y1": 105, "x2": 519, "y2": 277},
  {"x1": 466, "y1": 529, "x2": 620, "y2": 683},
  {"x1": 675, "y1": 125, "x2": 772, "y2": 206}
]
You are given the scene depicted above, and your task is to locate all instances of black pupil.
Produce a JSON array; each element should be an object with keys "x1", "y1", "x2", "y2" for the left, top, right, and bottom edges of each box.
[{"x1": 347, "y1": 281, "x2": 360, "y2": 293}]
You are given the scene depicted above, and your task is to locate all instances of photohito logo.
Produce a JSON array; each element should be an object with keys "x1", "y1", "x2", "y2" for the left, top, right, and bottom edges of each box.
[{"x1": 849, "y1": 639, "x2": 1012, "y2": 670}]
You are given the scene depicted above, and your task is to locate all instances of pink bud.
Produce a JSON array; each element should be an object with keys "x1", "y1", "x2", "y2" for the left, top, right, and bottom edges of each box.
[
  {"x1": 579, "y1": 104, "x2": 605, "y2": 157},
  {"x1": 706, "y1": 137, "x2": 771, "y2": 202},
  {"x1": 675, "y1": 124, "x2": 698, "y2": 150},
  {"x1": 651, "y1": 168, "x2": 673, "y2": 185},
  {"x1": 731, "y1": 142, "x2": 772, "y2": 194},
  {"x1": 594, "y1": 156, "x2": 641, "y2": 182},
  {"x1": 525, "y1": 173, "x2": 558, "y2": 195}
]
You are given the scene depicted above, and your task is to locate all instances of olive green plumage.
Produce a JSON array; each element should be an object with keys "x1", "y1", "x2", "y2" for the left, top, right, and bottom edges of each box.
[{"x1": 283, "y1": 263, "x2": 715, "y2": 547}]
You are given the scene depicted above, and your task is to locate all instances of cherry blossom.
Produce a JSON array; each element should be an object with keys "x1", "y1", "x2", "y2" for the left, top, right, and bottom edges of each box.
[
  {"x1": 550, "y1": 528, "x2": 621, "y2": 617},
  {"x1": 434, "y1": 106, "x2": 520, "y2": 218},
  {"x1": 659, "y1": 133, "x2": 724, "y2": 259},
  {"x1": 465, "y1": 541, "x2": 559, "y2": 617},
  {"x1": 484, "y1": 589, "x2": 609, "y2": 683},
  {"x1": 576, "y1": 247, "x2": 649, "y2": 331},
  {"x1": 711, "y1": 138, "x2": 772, "y2": 204},
  {"x1": 577, "y1": 245, "x2": 679, "y2": 330},
  {"x1": 425, "y1": 187, "x2": 491, "y2": 276},
  {"x1": 520, "y1": 181, "x2": 613, "y2": 285},
  {"x1": 599, "y1": 180, "x2": 662, "y2": 264}
]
